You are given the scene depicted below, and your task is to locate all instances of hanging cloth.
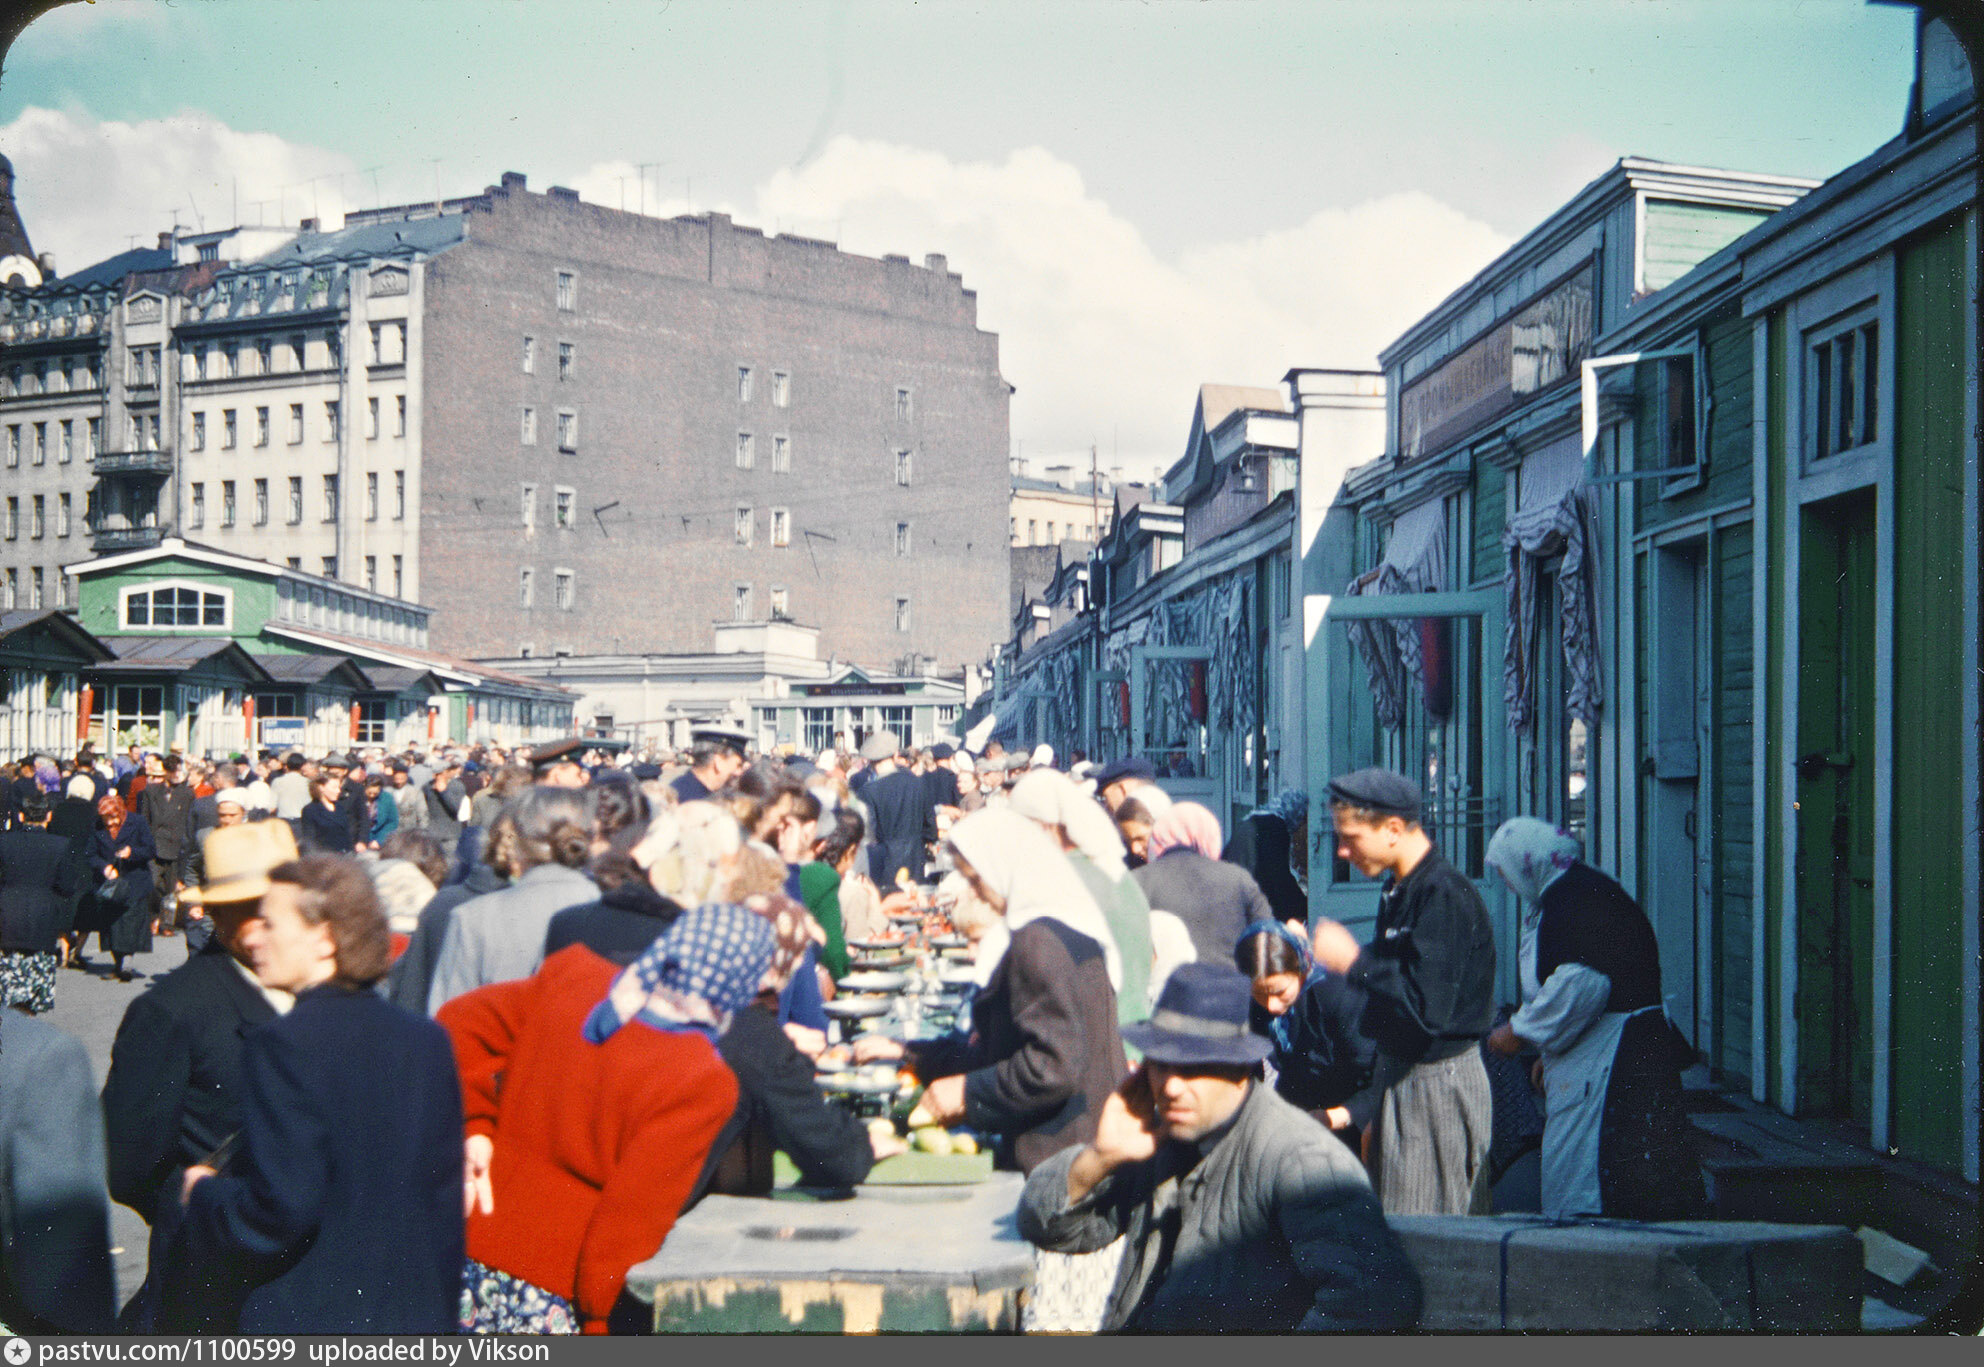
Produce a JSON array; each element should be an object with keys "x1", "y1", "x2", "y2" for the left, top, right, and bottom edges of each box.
[
  {"x1": 1502, "y1": 436, "x2": 1602, "y2": 738},
  {"x1": 1343, "y1": 500, "x2": 1447, "y2": 730}
]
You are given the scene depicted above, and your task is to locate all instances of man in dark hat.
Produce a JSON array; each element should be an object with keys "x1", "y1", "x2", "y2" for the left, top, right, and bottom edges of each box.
[
  {"x1": 1094, "y1": 755, "x2": 1158, "y2": 816},
  {"x1": 1309, "y1": 767, "x2": 1496, "y2": 1218},
  {"x1": 1018, "y1": 963, "x2": 1420, "y2": 1333},
  {"x1": 670, "y1": 724, "x2": 750, "y2": 804},
  {"x1": 922, "y1": 741, "x2": 961, "y2": 816},
  {"x1": 528, "y1": 738, "x2": 589, "y2": 789}
]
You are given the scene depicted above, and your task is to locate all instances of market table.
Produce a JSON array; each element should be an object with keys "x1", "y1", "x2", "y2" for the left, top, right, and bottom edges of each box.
[{"x1": 622, "y1": 1171, "x2": 1032, "y2": 1333}]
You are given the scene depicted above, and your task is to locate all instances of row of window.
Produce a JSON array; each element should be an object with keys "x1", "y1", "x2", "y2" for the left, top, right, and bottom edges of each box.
[
  {"x1": 1, "y1": 355, "x2": 102, "y2": 397},
  {"x1": 520, "y1": 336, "x2": 579, "y2": 382},
  {"x1": 724, "y1": 583, "x2": 912, "y2": 631},
  {"x1": 182, "y1": 324, "x2": 406, "y2": 384},
  {"x1": 0, "y1": 567, "x2": 59, "y2": 611},
  {"x1": 187, "y1": 472, "x2": 406, "y2": 530},
  {"x1": 735, "y1": 366, "x2": 794, "y2": 408},
  {"x1": 517, "y1": 566, "x2": 578, "y2": 611},
  {"x1": 189, "y1": 397, "x2": 401, "y2": 452},
  {"x1": 1013, "y1": 516, "x2": 1101, "y2": 545},
  {"x1": 3, "y1": 418, "x2": 96, "y2": 467},
  {"x1": 518, "y1": 406, "x2": 578, "y2": 451},
  {"x1": 274, "y1": 568, "x2": 416, "y2": 629},
  {"x1": 2, "y1": 494, "x2": 72, "y2": 540}
]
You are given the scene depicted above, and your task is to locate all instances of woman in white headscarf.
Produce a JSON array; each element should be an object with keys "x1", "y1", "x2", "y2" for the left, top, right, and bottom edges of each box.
[
  {"x1": 1483, "y1": 817, "x2": 1704, "y2": 1220},
  {"x1": 853, "y1": 808, "x2": 1125, "y2": 1174},
  {"x1": 1008, "y1": 769, "x2": 1153, "y2": 1029}
]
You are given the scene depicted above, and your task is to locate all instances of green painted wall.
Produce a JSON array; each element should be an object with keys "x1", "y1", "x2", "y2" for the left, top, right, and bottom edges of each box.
[
  {"x1": 1636, "y1": 309, "x2": 1754, "y2": 525},
  {"x1": 75, "y1": 557, "x2": 278, "y2": 642},
  {"x1": 1715, "y1": 523, "x2": 1755, "y2": 1084},
  {"x1": 1641, "y1": 201, "x2": 1774, "y2": 294},
  {"x1": 1890, "y1": 217, "x2": 1968, "y2": 1169},
  {"x1": 1762, "y1": 312, "x2": 1787, "y2": 1108}
]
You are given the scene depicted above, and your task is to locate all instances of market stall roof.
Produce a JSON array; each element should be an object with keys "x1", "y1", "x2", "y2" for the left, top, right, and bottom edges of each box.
[
  {"x1": 250, "y1": 653, "x2": 373, "y2": 692},
  {"x1": 89, "y1": 636, "x2": 273, "y2": 683},
  {"x1": 0, "y1": 609, "x2": 114, "y2": 664}
]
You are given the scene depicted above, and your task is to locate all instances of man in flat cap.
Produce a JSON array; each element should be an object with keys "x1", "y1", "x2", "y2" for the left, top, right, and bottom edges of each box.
[
  {"x1": 857, "y1": 731, "x2": 937, "y2": 886},
  {"x1": 1094, "y1": 756, "x2": 1158, "y2": 818},
  {"x1": 1308, "y1": 767, "x2": 1496, "y2": 1217},
  {"x1": 671, "y1": 723, "x2": 750, "y2": 804}
]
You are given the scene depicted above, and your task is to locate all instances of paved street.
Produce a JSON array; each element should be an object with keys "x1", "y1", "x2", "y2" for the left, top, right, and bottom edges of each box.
[{"x1": 45, "y1": 933, "x2": 204, "y2": 1312}]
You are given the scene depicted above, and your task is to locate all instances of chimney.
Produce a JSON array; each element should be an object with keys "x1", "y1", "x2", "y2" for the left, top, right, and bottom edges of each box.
[
  {"x1": 548, "y1": 185, "x2": 580, "y2": 204},
  {"x1": 35, "y1": 251, "x2": 54, "y2": 278},
  {"x1": 500, "y1": 171, "x2": 527, "y2": 191},
  {"x1": 924, "y1": 253, "x2": 947, "y2": 274},
  {"x1": 156, "y1": 231, "x2": 173, "y2": 251},
  {"x1": 298, "y1": 218, "x2": 318, "y2": 232}
]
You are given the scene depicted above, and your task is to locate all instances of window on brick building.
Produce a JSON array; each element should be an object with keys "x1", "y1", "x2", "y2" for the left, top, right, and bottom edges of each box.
[
  {"x1": 521, "y1": 407, "x2": 537, "y2": 445},
  {"x1": 770, "y1": 585, "x2": 789, "y2": 619},
  {"x1": 772, "y1": 435, "x2": 789, "y2": 473},
  {"x1": 521, "y1": 483, "x2": 537, "y2": 530},
  {"x1": 895, "y1": 597, "x2": 911, "y2": 632},
  {"x1": 522, "y1": 336, "x2": 535, "y2": 373},
  {"x1": 733, "y1": 584, "x2": 753, "y2": 621},
  {"x1": 519, "y1": 567, "x2": 534, "y2": 608},
  {"x1": 558, "y1": 342, "x2": 573, "y2": 382},
  {"x1": 895, "y1": 521, "x2": 912, "y2": 557},
  {"x1": 738, "y1": 366, "x2": 753, "y2": 402},
  {"x1": 771, "y1": 507, "x2": 790, "y2": 547},
  {"x1": 895, "y1": 387, "x2": 911, "y2": 421},
  {"x1": 734, "y1": 506, "x2": 754, "y2": 546},
  {"x1": 736, "y1": 432, "x2": 754, "y2": 469},
  {"x1": 772, "y1": 370, "x2": 790, "y2": 407},
  {"x1": 556, "y1": 410, "x2": 576, "y2": 452},
  {"x1": 554, "y1": 568, "x2": 574, "y2": 610},
  {"x1": 556, "y1": 271, "x2": 576, "y2": 312},
  {"x1": 554, "y1": 486, "x2": 574, "y2": 529},
  {"x1": 896, "y1": 448, "x2": 911, "y2": 486}
]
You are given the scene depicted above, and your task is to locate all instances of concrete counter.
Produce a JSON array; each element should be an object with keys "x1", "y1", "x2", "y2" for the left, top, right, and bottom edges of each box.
[{"x1": 623, "y1": 1173, "x2": 1032, "y2": 1333}]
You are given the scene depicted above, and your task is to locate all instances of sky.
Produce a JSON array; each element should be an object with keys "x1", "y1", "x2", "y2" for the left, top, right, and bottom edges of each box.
[{"x1": 0, "y1": 0, "x2": 1920, "y2": 479}]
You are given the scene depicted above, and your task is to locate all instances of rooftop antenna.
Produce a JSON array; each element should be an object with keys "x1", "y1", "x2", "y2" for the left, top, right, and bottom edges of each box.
[
  {"x1": 363, "y1": 166, "x2": 382, "y2": 210},
  {"x1": 637, "y1": 162, "x2": 663, "y2": 216}
]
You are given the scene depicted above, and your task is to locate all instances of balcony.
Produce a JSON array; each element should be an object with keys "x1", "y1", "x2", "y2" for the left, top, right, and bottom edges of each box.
[
  {"x1": 90, "y1": 524, "x2": 164, "y2": 553},
  {"x1": 93, "y1": 449, "x2": 173, "y2": 477}
]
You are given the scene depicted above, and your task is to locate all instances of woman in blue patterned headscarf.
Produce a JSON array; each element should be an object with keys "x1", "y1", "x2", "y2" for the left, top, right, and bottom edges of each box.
[{"x1": 1234, "y1": 918, "x2": 1377, "y2": 1143}]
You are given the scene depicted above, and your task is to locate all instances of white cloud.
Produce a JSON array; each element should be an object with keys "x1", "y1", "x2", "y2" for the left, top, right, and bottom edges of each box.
[
  {"x1": 743, "y1": 137, "x2": 1511, "y2": 471},
  {"x1": 3, "y1": 110, "x2": 1511, "y2": 475},
  {"x1": 1, "y1": 106, "x2": 361, "y2": 271}
]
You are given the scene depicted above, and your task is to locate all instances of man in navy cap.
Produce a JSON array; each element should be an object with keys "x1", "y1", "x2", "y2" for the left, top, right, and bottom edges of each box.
[
  {"x1": 1018, "y1": 963, "x2": 1420, "y2": 1333},
  {"x1": 1094, "y1": 755, "x2": 1158, "y2": 817},
  {"x1": 671, "y1": 723, "x2": 750, "y2": 803},
  {"x1": 1309, "y1": 767, "x2": 1496, "y2": 1217}
]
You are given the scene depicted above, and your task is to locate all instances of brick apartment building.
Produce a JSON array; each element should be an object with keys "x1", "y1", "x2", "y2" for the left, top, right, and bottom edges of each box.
[{"x1": 0, "y1": 169, "x2": 1012, "y2": 675}]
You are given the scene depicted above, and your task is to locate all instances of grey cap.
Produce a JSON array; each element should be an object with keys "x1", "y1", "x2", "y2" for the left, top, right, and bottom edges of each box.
[
  {"x1": 858, "y1": 731, "x2": 901, "y2": 763},
  {"x1": 1325, "y1": 767, "x2": 1422, "y2": 823}
]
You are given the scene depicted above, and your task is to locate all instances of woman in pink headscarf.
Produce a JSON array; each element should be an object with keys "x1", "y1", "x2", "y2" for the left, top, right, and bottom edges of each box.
[{"x1": 1130, "y1": 801, "x2": 1273, "y2": 967}]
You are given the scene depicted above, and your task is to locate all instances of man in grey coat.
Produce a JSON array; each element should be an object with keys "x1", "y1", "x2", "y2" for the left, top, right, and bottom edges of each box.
[{"x1": 1018, "y1": 963, "x2": 1420, "y2": 1333}]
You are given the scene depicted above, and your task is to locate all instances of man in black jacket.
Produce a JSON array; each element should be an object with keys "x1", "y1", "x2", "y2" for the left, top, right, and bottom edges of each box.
[
  {"x1": 137, "y1": 755, "x2": 196, "y2": 936},
  {"x1": 857, "y1": 732, "x2": 937, "y2": 885},
  {"x1": 1310, "y1": 768, "x2": 1496, "y2": 1217},
  {"x1": 100, "y1": 820, "x2": 299, "y2": 1329}
]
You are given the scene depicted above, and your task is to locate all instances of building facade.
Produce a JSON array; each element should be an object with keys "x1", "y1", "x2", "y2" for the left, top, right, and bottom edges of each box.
[{"x1": 0, "y1": 172, "x2": 1012, "y2": 676}]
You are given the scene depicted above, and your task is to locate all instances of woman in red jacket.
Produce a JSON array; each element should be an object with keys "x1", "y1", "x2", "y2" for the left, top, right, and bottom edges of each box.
[{"x1": 438, "y1": 902, "x2": 776, "y2": 1334}]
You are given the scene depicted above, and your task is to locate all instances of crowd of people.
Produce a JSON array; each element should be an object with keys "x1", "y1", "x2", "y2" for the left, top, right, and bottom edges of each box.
[{"x1": 0, "y1": 724, "x2": 1703, "y2": 1335}]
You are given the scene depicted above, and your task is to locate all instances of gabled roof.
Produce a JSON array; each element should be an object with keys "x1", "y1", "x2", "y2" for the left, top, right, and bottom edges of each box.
[
  {"x1": 1161, "y1": 383, "x2": 1292, "y2": 504},
  {"x1": 0, "y1": 609, "x2": 114, "y2": 663},
  {"x1": 259, "y1": 625, "x2": 572, "y2": 698},
  {"x1": 91, "y1": 636, "x2": 273, "y2": 682},
  {"x1": 361, "y1": 665, "x2": 450, "y2": 696},
  {"x1": 250, "y1": 653, "x2": 372, "y2": 691}
]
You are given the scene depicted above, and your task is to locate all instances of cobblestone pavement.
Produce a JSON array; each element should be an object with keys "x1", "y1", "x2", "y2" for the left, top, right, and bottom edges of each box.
[{"x1": 45, "y1": 932, "x2": 204, "y2": 1312}]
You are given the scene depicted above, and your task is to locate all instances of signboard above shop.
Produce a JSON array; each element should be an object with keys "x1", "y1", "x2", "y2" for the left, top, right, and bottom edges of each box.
[
  {"x1": 259, "y1": 717, "x2": 308, "y2": 748},
  {"x1": 1398, "y1": 263, "x2": 1595, "y2": 462}
]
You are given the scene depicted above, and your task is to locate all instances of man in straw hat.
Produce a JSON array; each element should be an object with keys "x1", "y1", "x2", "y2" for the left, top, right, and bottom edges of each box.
[
  {"x1": 1018, "y1": 962, "x2": 1421, "y2": 1333},
  {"x1": 100, "y1": 819, "x2": 300, "y2": 1330}
]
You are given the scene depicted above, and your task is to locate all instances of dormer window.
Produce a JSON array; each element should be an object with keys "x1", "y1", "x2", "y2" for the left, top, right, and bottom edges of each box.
[{"x1": 121, "y1": 580, "x2": 231, "y2": 630}]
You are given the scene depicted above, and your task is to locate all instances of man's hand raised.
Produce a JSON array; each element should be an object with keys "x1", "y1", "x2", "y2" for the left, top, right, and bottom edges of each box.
[{"x1": 1067, "y1": 1065, "x2": 1160, "y2": 1204}]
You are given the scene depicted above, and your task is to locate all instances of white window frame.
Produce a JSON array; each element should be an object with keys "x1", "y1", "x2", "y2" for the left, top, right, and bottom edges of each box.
[
  {"x1": 735, "y1": 505, "x2": 754, "y2": 546},
  {"x1": 738, "y1": 366, "x2": 753, "y2": 402},
  {"x1": 556, "y1": 409, "x2": 576, "y2": 452},
  {"x1": 772, "y1": 370, "x2": 790, "y2": 407},
  {"x1": 1578, "y1": 343, "x2": 1707, "y2": 494},
  {"x1": 519, "y1": 566, "x2": 534, "y2": 608},
  {"x1": 522, "y1": 335, "x2": 535, "y2": 374},
  {"x1": 554, "y1": 567, "x2": 575, "y2": 610},
  {"x1": 554, "y1": 484, "x2": 575, "y2": 530},
  {"x1": 521, "y1": 406, "x2": 537, "y2": 446},
  {"x1": 771, "y1": 506, "x2": 790, "y2": 547},
  {"x1": 737, "y1": 432, "x2": 755, "y2": 469},
  {"x1": 119, "y1": 579, "x2": 234, "y2": 632},
  {"x1": 521, "y1": 482, "x2": 538, "y2": 531},
  {"x1": 556, "y1": 271, "x2": 576, "y2": 312},
  {"x1": 896, "y1": 448, "x2": 912, "y2": 486},
  {"x1": 772, "y1": 434, "x2": 790, "y2": 473}
]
